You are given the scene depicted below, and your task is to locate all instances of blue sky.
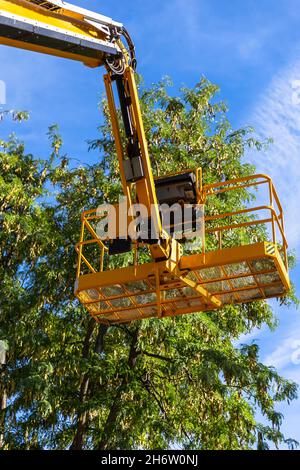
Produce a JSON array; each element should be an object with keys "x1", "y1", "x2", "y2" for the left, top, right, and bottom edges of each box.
[{"x1": 1, "y1": 0, "x2": 300, "y2": 447}]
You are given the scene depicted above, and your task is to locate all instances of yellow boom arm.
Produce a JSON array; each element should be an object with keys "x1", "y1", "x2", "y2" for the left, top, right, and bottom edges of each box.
[
  {"x1": 0, "y1": 0, "x2": 169, "y2": 260},
  {"x1": 0, "y1": 0, "x2": 121, "y2": 67}
]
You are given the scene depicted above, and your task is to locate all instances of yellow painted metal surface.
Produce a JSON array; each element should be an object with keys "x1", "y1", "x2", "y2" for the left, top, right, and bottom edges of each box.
[
  {"x1": 0, "y1": 36, "x2": 102, "y2": 66},
  {"x1": 0, "y1": 0, "x2": 114, "y2": 66},
  {"x1": 75, "y1": 242, "x2": 289, "y2": 325},
  {"x1": 0, "y1": 0, "x2": 105, "y2": 40},
  {"x1": 104, "y1": 68, "x2": 171, "y2": 261},
  {"x1": 75, "y1": 173, "x2": 291, "y2": 324}
]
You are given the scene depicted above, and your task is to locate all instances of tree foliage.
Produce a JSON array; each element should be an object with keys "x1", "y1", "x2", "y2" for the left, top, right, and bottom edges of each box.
[{"x1": 0, "y1": 77, "x2": 298, "y2": 450}]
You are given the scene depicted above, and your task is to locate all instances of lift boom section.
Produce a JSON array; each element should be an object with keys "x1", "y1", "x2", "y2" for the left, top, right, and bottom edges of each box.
[
  {"x1": 0, "y1": 0, "x2": 169, "y2": 260},
  {"x1": 0, "y1": 1, "x2": 291, "y2": 324}
]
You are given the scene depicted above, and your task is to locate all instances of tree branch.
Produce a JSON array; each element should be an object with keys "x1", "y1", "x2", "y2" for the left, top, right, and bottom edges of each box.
[{"x1": 141, "y1": 350, "x2": 173, "y2": 363}]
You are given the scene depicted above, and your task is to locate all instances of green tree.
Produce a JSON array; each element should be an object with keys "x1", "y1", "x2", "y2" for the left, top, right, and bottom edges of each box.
[{"x1": 0, "y1": 77, "x2": 298, "y2": 450}]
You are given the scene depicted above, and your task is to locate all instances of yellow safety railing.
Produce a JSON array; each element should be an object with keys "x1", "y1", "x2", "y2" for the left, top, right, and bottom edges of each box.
[
  {"x1": 75, "y1": 209, "x2": 108, "y2": 278},
  {"x1": 75, "y1": 173, "x2": 288, "y2": 277},
  {"x1": 203, "y1": 174, "x2": 288, "y2": 270}
]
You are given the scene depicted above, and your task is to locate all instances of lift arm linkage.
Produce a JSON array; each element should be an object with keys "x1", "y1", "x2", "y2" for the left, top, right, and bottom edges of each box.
[{"x1": 0, "y1": 0, "x2": 171, "y2": 261}]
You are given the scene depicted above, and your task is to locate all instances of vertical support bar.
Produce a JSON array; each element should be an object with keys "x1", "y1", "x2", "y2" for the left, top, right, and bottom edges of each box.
[
  {"x1": 280, "y1": 212, "x2": 288, "y2": 271},
  {"x1": 76, "y1": 220, "x2": 85, "y2": 279},
  {"x1": 218, "y1": 231, "x2": 222, "y2": 250},
  {"x1": 196, "y1": 167, "x2": 203, "y2": 198},
  {"x1": 103, "y1": 73, "x2": 133, "y2": 207},
  {"x1": 104, "y1": 67, "x2": 175, "y2": 261},
  {"x1": 155, "y1": 265, "x2": 162, "y2": 318},
  {"x1": 100, "y1": 246, "x2": 105, "y2": 272},
  {"x1": 133, "y1": 241, "x2": 139, "y2": 267},
  {"x1": 124, "y1": 67, "x2": 162, "y2": 234},
  {"x1": 269, "y1": 181, "x2": 277, "y2": 246}
]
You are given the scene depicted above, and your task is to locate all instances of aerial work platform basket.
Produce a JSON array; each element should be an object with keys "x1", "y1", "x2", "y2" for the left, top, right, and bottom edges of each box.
[
  {"x1": 0, "y1": 1, "x2": 290, "y2": 325},
  {"x1": 74, "y1": 173, "x2": 290, "y2": 325}
]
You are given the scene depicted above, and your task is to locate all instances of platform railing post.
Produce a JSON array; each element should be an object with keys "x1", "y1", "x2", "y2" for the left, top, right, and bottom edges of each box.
[
  {"x1": 76, "y1": 220, "x2": 85, "y2": 278},
  {"x1": 100, "y1": 246, "x2": 104, "y2": 272},
  {"x1": 155, "y1": 266, "x2": 162, "y2": 318},
  {"x1": 218, "y1": 231, "x2": 222, "y2": 250},
  {"x1": 281, "y1": 211, "x2": 288, "y2": 271},
  {"x1": 133, "y1": 242, "x2": 139, "y2": 267},
  {"x1": 269, "y1": 180, "x2": 277, "y2": 246}
]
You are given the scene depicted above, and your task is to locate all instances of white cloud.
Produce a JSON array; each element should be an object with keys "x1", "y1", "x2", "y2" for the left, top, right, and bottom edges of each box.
[
  {"x1": 250, "y1": 58, "x2": 300, "y2": 253},
  {"x1": 264, "y1": 336, "x2": 300, "y2": 369}
]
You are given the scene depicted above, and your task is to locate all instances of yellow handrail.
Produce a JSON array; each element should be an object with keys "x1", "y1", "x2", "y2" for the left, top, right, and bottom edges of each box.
[{"x1": 76, "y1": 173, "x2": 289, "y2": 276}]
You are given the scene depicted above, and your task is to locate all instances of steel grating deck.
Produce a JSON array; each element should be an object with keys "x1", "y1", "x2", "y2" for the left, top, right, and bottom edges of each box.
[{"x1": 74, "y1": 242, "x2": 290, "y2": 325}]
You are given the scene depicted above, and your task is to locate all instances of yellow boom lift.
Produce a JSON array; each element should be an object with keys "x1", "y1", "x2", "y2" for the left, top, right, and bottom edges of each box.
[{"x1": 0, "y1": 0, "x2": 291, "y2": 324}]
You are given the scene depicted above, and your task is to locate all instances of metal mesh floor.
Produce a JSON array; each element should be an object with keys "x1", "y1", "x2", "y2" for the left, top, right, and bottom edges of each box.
[{"x1": 75, "y1": 242, "x2": 289, "y2": 325}]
